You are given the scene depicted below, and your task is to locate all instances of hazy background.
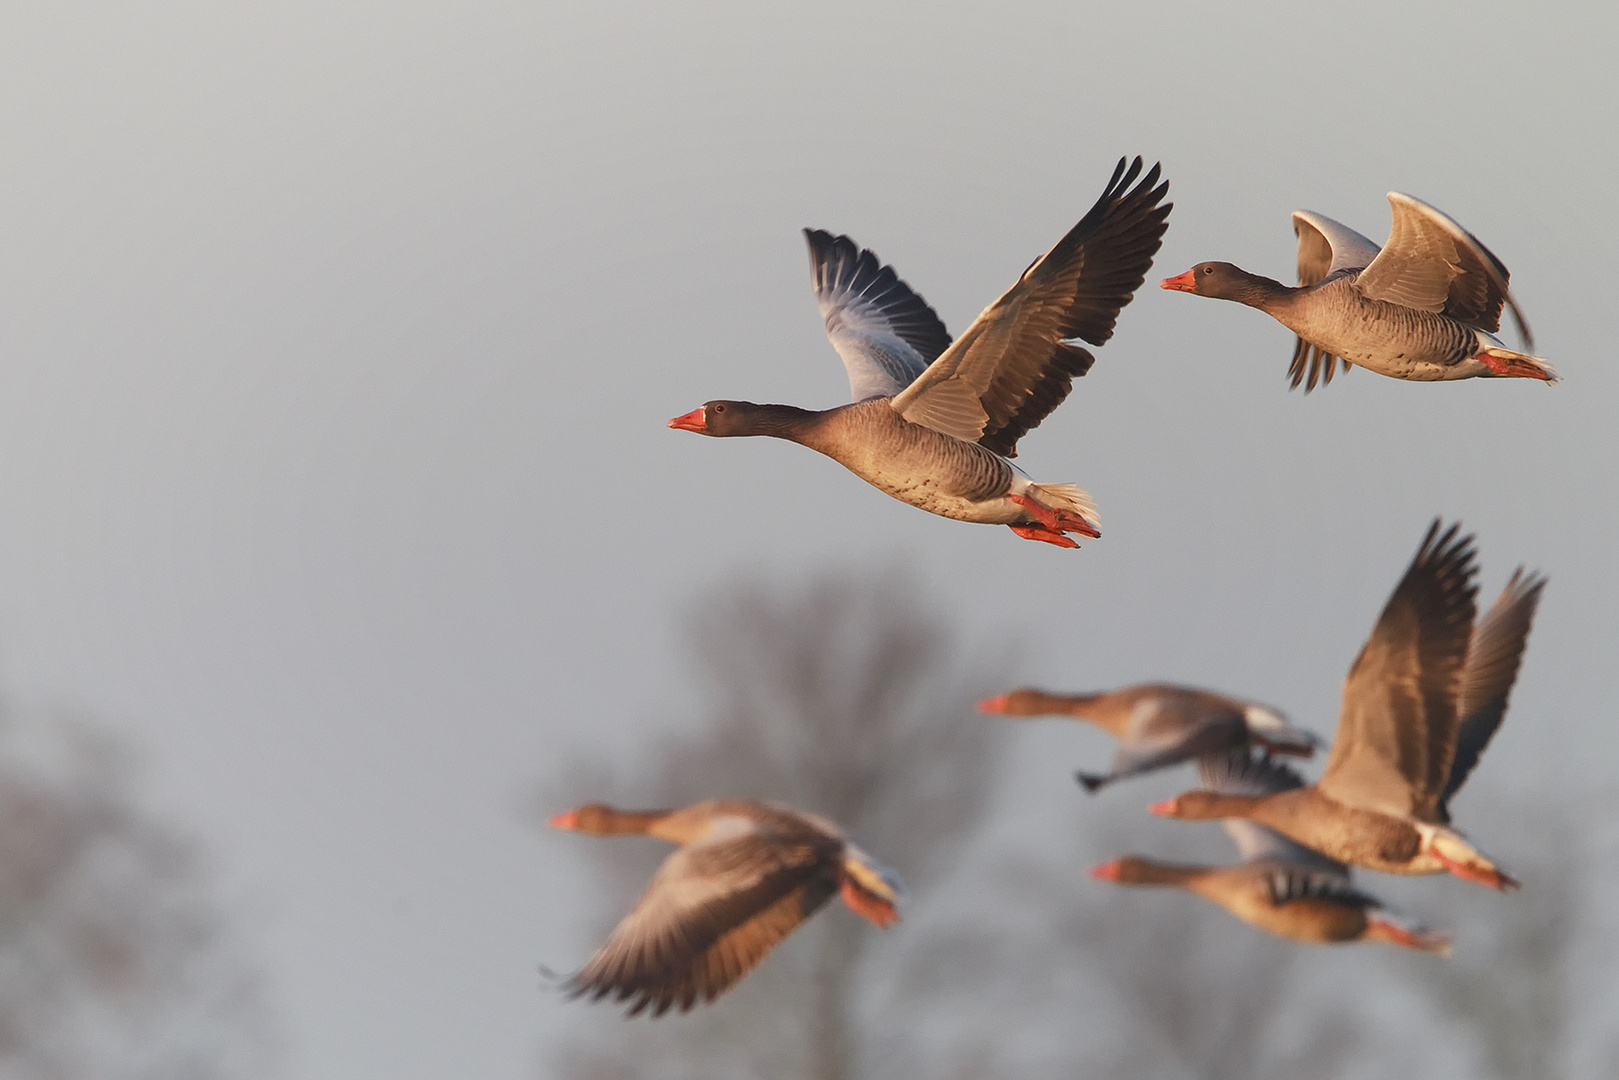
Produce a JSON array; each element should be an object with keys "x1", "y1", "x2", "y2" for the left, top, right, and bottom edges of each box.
[{"x1": 0, "y1": 0, "x2": 1614, "y2": 1077}]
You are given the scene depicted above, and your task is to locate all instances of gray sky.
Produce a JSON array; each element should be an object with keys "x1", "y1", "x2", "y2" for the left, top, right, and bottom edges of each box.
[{"x1": 0, "y1": 1, "x2": 1615, "y2": 1076}]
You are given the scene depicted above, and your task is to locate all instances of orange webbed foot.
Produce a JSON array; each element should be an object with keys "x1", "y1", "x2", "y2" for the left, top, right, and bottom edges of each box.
[
  {"x1": 840, "y1": 877, "x2": 899, "y2": 928},
  {"x1": 1008, "y1": 524, "x2": 1080, "y2": 548},
  {"x1": 1051, "y1": 511, "x2": 1101, "y2": 539},
  {"x1": 1007, "y1": 494, "x2": 1099, "y2": 540},
  {"x1": 1432, "y1": 849, "x2": 1520, "y2": 892},
  {"x1": 1007, "y1": 493, "x2": 1059, "y2": 530}
]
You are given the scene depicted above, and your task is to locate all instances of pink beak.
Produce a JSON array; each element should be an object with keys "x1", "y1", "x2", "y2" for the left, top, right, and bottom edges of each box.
[
  {"x1": 548, "y1": 810, "x2": 579, "y2": 829},
  {"x1": 1147, "y1": 798, "x2": 1178, "y2": 817},
  {"x1": 1159, "y1": 269, "x2": 1197, "y2": 292},
  {"x1": 667, "y1": 406, "x2": 708, "y2": 433},
  {"x1": 977, "y1": 694, "x2": 1011, "y2": 714},
  {"x1": 1088, "y1": 860, "x2": 1123, "y2": 881}
]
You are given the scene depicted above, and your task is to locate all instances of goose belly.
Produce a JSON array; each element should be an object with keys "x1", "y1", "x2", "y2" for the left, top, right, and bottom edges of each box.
[
  {"x1": 804, "y1": 410, "x2": 1018, "y2": 523},
  {"x1": 835, "y1": 444, "x2": 1019, "y2": 523},
  {"x1": 1280, "y1": 289, "x2": 1481, "y2": 381},
  {"x1": 1259, "y1": 804, "x2": 1425, "y2": 875}
]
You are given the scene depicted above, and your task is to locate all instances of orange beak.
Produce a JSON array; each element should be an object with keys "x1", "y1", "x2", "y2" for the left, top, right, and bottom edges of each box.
[
  {"x1": 977, "y1": 694, "x2": 1011, "y2": 714},
  {"x1": 667, "y1": 406, "x2": 708, "y2": 433},
  {"x1": 1159, "y1": 269, "x2": 1197, "y2": 292},
  {"x1": 1087, "y1": 860, "x2": 1123, "y2": 881},
  {"x1": 548, "y1": 809, "x2": 580, "y2": 829},
  {"x1": 1147, "y1": 798, "x2": 1179, "y2": 817}
]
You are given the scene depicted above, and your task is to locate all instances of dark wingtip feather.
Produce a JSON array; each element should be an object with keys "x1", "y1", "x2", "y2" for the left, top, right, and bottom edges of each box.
[
  {"x1": 803, "y1": 227, "x2": 954, "y2": 370},
  {"x1": 1075, "y1": 771, "x2": 1107, "y2": 794},
  {"x1": 978, "y1": 342, "x2": 1094, "y2": 457},
  {"x1": 1436, "y1": 566, "x2": 1546, "y2": 819}
]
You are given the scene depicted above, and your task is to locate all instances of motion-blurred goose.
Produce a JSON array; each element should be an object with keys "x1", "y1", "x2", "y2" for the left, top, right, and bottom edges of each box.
[
  {"x1": 1151, "y1": 521, "x2": 1545, "y2": 891},
  {"x1": 669, "y1": 157, "x2": 1171, "y2": 548},
  {"x1": 1160, "y1": 193, "x2": 1555, "y2": 390},
  {"x1": 549, "y1": 799, "x2": 904, "y2": 1016},
  {"x1": 1092, "y1": 751, "x2": 1450, "y2": 953},
  {"x1": 978, "y1": 683, "x2": 1319, "y2": 792}
]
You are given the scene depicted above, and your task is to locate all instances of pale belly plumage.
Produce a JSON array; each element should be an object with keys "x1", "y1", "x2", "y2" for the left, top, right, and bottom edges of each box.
[
  {"x1": 799, "y1": 401, "x2": 1041, "y2": 525},
  {"x1": 1278, "y1": 278, "x2": 1486, "y2": 382}
]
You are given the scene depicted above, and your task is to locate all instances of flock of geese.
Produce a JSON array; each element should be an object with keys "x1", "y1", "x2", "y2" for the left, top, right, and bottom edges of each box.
[{"x1": 550, "y1": 157, "x2": 1552, "y2": 1017}]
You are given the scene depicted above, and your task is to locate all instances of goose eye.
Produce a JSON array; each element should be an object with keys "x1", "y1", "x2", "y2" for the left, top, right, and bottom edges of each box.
[
  {"x1": 712, "y1": 403, "x2": 726, "y2": 413},
  {"x1": 1202, "y1": 265, "x2": 1214, "y2": 275}
]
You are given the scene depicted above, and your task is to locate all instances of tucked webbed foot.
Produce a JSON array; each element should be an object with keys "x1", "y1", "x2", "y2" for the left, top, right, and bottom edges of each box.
[
  {"x1": 1432, "y1": 848, "x2": 1520, "y2": 892},
  {"x1": 1008, "y1": 524, "x2": 1080, "y2": 548},
  {"x1": 1477, "y1": 347, "x2": 1558, "y2": 383},
  {"x1": 1008, "y1": 494, "x2": 1100, "y2": 541}
]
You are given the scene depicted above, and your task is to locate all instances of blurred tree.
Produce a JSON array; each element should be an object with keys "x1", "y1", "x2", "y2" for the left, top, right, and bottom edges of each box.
[
  {"x1": 0, "y1": 711, "x2": 275, "y2": 1080},
  {"x1": 939, "y1": 817, "x2": 1363, "y2": 1080},
  {"x1": 544, "y1": 566, "x2": 1012, "y2": 1080},
  {"x1": 541, "y1": 568, "x2": 1605, "y2": 1080}
]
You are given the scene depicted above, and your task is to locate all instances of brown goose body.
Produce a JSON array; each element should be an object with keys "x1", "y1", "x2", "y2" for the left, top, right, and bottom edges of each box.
[
  {"x1": 979, "y1": 682, "x2": 1319, "y2": 792},
  {"x1": 1186, "y1": 268, "x2": 1505, "y2": 382},
  {"x1": 678, "y1": 398, "x2": 1041, "y2": 525},
  {"x1": 1155, "y1": 785, "x2": 1427, "y2": 874},
  {"x1": 1094, "y1": 757, "x2": 1450, "y2": 952},
  {"x1": 670, "y1": 157, "x2": 1172, "y2": 548},
  {"x1": 1152, "y1": 522, "x2": 1546, "y2": 891},
  {"x1": 1094, "y1": 753, "x2": 1449, "y2": 952},
  {"x1": 549, "y1": 799, "x2": 904, "y2": 1017},
  {"x1": 1092, "y1": 857, "x2": 1443, "y2": 950},
  {"x1": 1160, "y1": 193, "x2": 1555, "y2": 390}
]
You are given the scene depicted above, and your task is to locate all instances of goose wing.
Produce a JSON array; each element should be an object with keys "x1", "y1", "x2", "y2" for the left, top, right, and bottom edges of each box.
[
  {"x1": 1261, "y1": 866, "x2": 1373, "y2": 908},
  {"x1": 806, "y1": 228, "x2": 953, "y2": 402},
  {"x1": 1200, "y1": 750, "x2": 1347, "y2": 873},
  {"x1": 1287, "y1": 210, "x2": 1382, "y2": 391},
  {"x1": 1294, "y1": 210, "x2": 1382, "y2": 281},
  {"x1": 1437, "y1": 569, "x2": 1546, "y2": 821},
  {"x1": 889, "y1": 157, "x2": 1171, "y2": 457},
  {"x1": 1356, "y1": 192, "x2": 1532, "y2": 345},
  {"x1": 565, "y1": 826, "x2": 841, "y2": 1016},
  {"x1": 1317, "y1": 520, "x2": 1479, "y2": 820}
]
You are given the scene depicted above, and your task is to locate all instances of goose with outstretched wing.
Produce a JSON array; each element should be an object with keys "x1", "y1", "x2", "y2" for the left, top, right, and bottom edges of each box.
[
  {"x1": 669, "y1": 157, "x2": 1171, "y2": 547},
  {"x1": 1150, "y1": 521, "x2": 1544, "y2": 893},
  {"x1": 1160, "y1": 193, "x2": 1554, "y2": 390}
]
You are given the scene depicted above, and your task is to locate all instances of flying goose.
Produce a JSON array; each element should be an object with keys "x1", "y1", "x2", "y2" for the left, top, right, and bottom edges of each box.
[
  {"x1": 549, "y1": 799, "x2": 904, "y2": 1016},
  {"x1": 978, "y1": 683, "x2": 1319, "y2": 792},
  {"x1": 1151, "y1": 521, "x2": 1545, "y2": 891},
  {"x1": 1160, "y1": 193, "x2": 1555, "y2": 390},
  {"x1": 1093, "y1": 750, "x2": 1450, "y2": 952},
  {"x1": 669, "y1": 157, "x2": 1171, "y2": 547}
]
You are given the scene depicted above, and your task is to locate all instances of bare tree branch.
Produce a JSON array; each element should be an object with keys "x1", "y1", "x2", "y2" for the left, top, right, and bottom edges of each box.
[{"x1": 0, "y1": 710, "x2": 276, "y2": 1080}]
